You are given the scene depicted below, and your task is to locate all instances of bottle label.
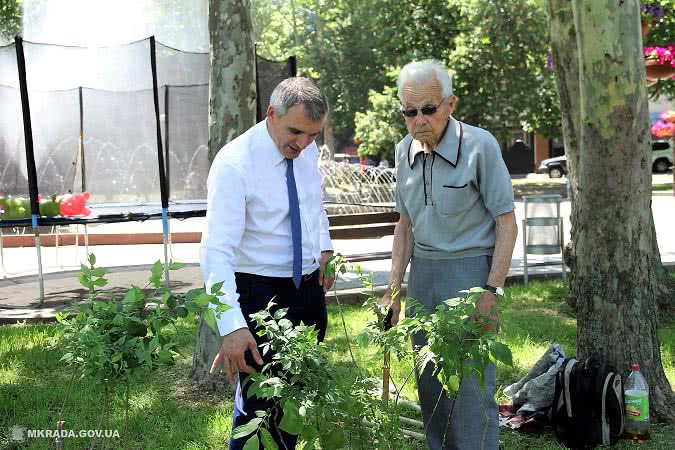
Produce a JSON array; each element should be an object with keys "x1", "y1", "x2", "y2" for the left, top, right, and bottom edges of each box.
[{"x1": 625, "y1": 392, "x2": 649, "y2": 421}]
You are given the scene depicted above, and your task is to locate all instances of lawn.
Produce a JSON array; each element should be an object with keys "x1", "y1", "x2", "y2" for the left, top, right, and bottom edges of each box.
[{"x1": 1, "y1": 280, "x2": 674, "y2": 449}]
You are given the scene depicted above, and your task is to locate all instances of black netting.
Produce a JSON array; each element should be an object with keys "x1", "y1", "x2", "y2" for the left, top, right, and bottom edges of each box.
[
  {"x1": 156, "y1": 42, "x2": 208, "y2": 87},
  {"x1": 81, "y1": 88, "x2": 162, "y2": 203},
  {"x1": 256, "y1": 55, "x2": 296, "y2": 121},
  {"x1": 0, "y1": 85, "x2": 27, "y2": 196},
  {"x1": 164, "y1": 84, "x2": 209, "y2": 200},
  {"x1": 22, "y1": 39, "x2": 153, "y2": 91},
  {"x1": 0, "y1": 38, "x2": 296, "y2": 216},
  {"x1": 29, "y1": 89, "x2": 81, "y2": 195}
]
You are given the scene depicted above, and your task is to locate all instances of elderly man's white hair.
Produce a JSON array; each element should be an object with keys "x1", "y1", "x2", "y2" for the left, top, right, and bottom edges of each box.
[{"x1": 397, "y1": 59, "x2": 453, "y2": 101}]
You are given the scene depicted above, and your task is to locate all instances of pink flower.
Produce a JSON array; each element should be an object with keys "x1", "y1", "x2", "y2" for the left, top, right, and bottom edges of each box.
[
  {"x1": 651, "y1": 120, "x2": 675, "y2": 138},
  {"x1": 644, "y1": 45, "x2": 675, "y2": 67},
  {"x1": 660, "y1": 110, "x2": 675, "y2": 124}
]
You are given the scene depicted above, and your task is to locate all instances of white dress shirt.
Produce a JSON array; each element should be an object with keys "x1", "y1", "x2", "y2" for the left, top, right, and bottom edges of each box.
[{"x1": 200, "y1": 119, "x2": 333, "y2": 337}]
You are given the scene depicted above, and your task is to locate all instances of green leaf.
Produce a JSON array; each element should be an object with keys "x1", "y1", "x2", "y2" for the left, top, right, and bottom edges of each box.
[
  {"x1": 211, "y1": 281, "x2": 224, "y2": 294},
  {"x1": 168, "y1": 261, "x2": 185, "y2": 270},
  {"x1": 489, "y1": 341, "x2": 513, "y2": 366},
  {"x1": 166, "y1": 296, "x2": 177, "y2": 309},
  {"x1": 242, "y1": 434, "x2": 260, "y2": 450},
  {"x1": 203, "y1": 308, "x2": 216, "y2": 331},
  {"x1": 194, "y1": 292, "x2": 212, "y2": 307},
  {"x1": 80, "y1": 263, "x2": 91, "y2": 276},
  {"x1": 151, "y1": 261, "x2": 163, "y2": 279},
  {"x1": 93, "y1": 278, "x2": 108, "y2": 287},
  {"x1": 260, "y1": 428, "x2": 278, "y2": 450},
  {"x1": 323, "y1": 429, "x2": 345, "y2": 449},
  {"x1": 279, "y1": 400, "x2": 303, "y2": 435},
  {"x1": 78, "y1": 273, "x2": 91, "y2": 288},
  {"x1": 447, "y1": 374, "x2": 460, "y2": 393},
  {"x1": 232, "y1": 417, "x2": 263, "y2": 440},
  {"x1": 91, "y1": 267, "x2": 107, "y2": 277},
  {"x1": 88, "y1": 253, "x2": 96, "y2": 265}
]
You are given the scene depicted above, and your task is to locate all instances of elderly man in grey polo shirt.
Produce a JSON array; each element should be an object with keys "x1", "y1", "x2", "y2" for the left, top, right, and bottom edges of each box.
[{"x1": 382, "y1": 60, "x2": 518, "y2": 450}]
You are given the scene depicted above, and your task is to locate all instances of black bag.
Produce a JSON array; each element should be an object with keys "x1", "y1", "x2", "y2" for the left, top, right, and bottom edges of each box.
[{"x1": 550, "y1": 357, "x2": 625, "y2": 449}]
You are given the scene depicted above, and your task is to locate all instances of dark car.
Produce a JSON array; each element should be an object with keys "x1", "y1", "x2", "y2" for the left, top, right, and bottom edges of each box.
[
  {"x1": 537, "y1": 155, "x2": 567, "y2": 178},
  {"x1": 536, "y1": 140, "x2": 673, "y2": 178}
]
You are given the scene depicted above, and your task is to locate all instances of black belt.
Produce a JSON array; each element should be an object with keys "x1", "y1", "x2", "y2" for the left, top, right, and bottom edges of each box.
[{"x1": 235, "y1": 269, "x2": 319, "y2": 283}]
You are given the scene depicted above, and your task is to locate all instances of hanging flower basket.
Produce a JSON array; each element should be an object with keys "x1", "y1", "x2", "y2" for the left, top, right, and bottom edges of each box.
[
  {"x1": 644, "y1": 46, "x2": 675, "y2": 84},
  {"x1": 651, "y1": 120, "x2": 675, "y2": 139},
  {"x1": 660, "y1": 109, "x2": 675, "y2": 124}
]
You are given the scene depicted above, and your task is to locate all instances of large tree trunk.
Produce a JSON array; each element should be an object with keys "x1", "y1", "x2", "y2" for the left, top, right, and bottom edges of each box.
[
  {"x1": 547, "y1": 0, "x2": 675, "y2": 313},
  {"x1": 192, "y1": 0, "x2": 256, "y2": 391},
  {"x1": 566, "y1": 0, "x2": 675, "y2": 422}
]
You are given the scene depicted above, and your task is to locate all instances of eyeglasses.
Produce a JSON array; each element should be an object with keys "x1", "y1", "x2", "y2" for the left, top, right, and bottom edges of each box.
[{"x1": 400, "y1": 98, "x2": 447, "y2": 118}]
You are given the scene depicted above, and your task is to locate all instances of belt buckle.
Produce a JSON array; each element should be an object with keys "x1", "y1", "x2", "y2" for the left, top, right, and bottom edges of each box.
[{"x1": 302, "y1": 273, "x2": 313, "y2": 282}]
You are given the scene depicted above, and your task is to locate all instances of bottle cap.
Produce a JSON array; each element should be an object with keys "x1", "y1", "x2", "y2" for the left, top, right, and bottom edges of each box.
[{"x1": 631, "y1": 364, "x2": 640, "y2": 370}]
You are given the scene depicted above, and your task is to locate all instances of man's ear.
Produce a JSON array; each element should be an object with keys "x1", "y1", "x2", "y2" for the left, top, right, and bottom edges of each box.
[
  {"x1": 447, "y1": 95, "x2": 458, "y2": 116},
  {"x1": 266, "y1": 104, "x2": 275, "y2": 120}
]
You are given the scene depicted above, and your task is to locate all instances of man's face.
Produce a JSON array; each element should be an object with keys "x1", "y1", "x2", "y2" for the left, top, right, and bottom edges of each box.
[
  {"x1": 401, "y1": 77, "x2": 456, "y2": 146},
  {"x1": 267, "y1": 104, "x2": 325, "y2": 159}
]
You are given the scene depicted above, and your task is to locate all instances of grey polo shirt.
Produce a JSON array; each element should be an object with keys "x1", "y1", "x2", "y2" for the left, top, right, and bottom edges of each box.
[{"x1": 394, "y1": 117, "x2": 514, "y2": 260}]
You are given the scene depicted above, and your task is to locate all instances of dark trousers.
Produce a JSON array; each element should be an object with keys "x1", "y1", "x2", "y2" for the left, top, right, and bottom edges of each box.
[{"x1": 229, "y1": 269, "x2": 327, "y2": 450}]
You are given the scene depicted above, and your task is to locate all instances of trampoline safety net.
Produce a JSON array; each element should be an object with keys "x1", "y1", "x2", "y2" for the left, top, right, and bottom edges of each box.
[{"x1": 0, "y1": 38, "x2": 295, "y2": 206}]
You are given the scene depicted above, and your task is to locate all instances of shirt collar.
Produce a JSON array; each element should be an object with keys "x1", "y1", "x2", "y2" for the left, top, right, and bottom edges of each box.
[
  {"x1": 260, "y1": 119, "x2": 287, "y2": 167},
  {"x1": 408, "y1": 117, "x2": 463, "y2": 169}
]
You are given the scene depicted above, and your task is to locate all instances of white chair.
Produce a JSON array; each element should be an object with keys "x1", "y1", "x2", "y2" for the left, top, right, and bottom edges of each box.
[{"x1": 522, "y1": 194, "x2": 566, "y2": 286}]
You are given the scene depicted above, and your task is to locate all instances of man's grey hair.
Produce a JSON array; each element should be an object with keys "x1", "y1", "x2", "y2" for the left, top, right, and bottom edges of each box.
[
  {"x1": 397, "y1": 59, "x2": 453, "y2": 101},
  {"x1": 269, "y1": 77, "x2": 329, "y2": 121}
]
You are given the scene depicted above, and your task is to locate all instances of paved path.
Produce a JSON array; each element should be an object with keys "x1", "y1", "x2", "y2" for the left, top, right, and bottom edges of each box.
[{"x1": 1, "y1": 194, "x2": 673, "y2": 321}]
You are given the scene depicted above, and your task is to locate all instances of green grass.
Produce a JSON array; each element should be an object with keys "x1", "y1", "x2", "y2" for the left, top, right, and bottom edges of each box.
[{"x1": 1, "y1": 280, "x2": 674, "y2": 449}]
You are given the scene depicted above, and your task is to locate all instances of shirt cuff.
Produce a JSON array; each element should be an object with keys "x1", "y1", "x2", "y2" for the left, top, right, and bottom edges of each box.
[
  {"x1": 212, "y1": 304, "x2": 248, "y2": 337},
  {"x1": 487, "y1": 201, "x2": 515, "y2": 218},
  {"x1": 320, "y1": 233, "x2": 333, "y2": 253}
]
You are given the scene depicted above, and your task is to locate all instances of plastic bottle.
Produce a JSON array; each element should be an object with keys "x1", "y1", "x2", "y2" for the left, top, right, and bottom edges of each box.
[{"x1": 624, "y1": 364, "x2": 650, "y2": 441}]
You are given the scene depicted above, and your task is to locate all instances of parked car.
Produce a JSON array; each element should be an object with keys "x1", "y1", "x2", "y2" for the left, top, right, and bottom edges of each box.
[
  {"x1": 652, "y1": 140, "x2": 674, "y2": 173},
  {"x1": 536, "y1": 140, "x2": 673, "y2": 178},
  {"x1": 537, "y1": 155, "x2": 567, "y2": 178}
]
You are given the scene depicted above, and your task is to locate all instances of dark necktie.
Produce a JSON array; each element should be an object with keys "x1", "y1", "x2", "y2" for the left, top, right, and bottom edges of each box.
[{"x1": 286, "y1": 159, "x2": 302, "y2": 288}]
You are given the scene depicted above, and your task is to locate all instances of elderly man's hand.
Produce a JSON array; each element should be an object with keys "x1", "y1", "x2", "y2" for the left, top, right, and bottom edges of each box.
[
  {"x1": 210, "y1": 328, "x2": 263, "y2": 385},
  {"x1": 379, "y1": 288, "x2": 402, "y2": 327},
  {"x1": 319, "y1": 250, "x2": 335, "y2": 292},
  {"x1": 472, "y1": 291, "x2": 500, "y2": 333}
]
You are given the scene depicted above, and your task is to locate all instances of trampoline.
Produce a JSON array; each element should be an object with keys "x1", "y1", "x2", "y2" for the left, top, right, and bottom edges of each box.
[{"x1": 0, "y1": 36, "x2": 296, "y2": 303}]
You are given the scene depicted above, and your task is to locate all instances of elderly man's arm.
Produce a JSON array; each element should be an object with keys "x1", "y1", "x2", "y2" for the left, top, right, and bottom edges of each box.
[
  {"x1": 476, "y1": 210, "x2": 518, "y2": 330},
  {"x1": 382, "y1": 213, "x2": 414, "y2": 325}
]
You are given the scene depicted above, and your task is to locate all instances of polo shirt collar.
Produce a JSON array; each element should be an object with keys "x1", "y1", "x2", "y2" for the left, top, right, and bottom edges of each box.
[
  {"x1": 408, "y1": 117, "x2": 463, "y2": 169},
  {"x1": 261, "y1": 119, "x2": 287, "y2": 167}
]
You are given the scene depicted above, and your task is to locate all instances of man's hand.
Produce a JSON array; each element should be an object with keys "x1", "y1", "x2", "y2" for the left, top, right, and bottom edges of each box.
[
  {"x1": 210, "y1": 328, "x2": 263, "y2": 385},
  {"x1": 472, "y1": 291, "x2": 500, "y2": 333},
  {"x1": 379, "y1": 288, "x2": 402, "y2": 327},
  {"x1": 318, "y1": 250, "x2": 335, "y2": 293}
]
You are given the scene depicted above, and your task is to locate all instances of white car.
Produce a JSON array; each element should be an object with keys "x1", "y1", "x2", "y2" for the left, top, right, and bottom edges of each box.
[
  {"x1": 652, "y1": 140, "x2": 674, "y2": 173},
  {"x1": 537, "y1": 140, "x2": 673, "y2": 177}
]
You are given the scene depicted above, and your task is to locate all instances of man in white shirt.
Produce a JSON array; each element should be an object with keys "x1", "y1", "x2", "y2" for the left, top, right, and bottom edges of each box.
[{"x1": 201, "y1": 77, "x2": 334, "y2": 450}]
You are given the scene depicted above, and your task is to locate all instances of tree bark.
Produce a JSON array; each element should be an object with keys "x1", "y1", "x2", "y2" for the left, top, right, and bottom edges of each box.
[
  {"x1": 547, "y1": 0, "x2": 675, "y2": 314},
  {"x1": 546, "y1": 0, "x2": 581, "y2": 308},
  {"x1": 567, "y1": 0, "x2": 675, "y2": 422},
  {"x1": 191, "y1": 0, "x2": 256, "y2": 391}
]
